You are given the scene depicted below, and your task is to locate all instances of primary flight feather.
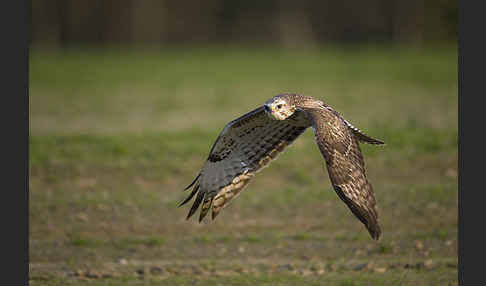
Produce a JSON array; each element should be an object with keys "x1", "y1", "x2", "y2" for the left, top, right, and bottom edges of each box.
[{"x1": 180, "y1": 93, "x2": 385, "y2": 240}]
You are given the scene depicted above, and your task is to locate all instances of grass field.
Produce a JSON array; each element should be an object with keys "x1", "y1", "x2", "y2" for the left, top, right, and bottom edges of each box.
[{"x1": 29, "y1": 45, "x2": 458, "y2": 285}]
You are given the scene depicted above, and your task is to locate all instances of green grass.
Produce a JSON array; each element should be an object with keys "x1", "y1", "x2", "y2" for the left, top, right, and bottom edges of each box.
[{"x1": 29, "y1": 45, "x2": 457, "y2": 285}]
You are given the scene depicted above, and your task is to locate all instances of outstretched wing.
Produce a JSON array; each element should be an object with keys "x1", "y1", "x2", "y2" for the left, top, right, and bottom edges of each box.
[
  {"x1": 310, "y1": 108, "x2": 383, "y2": 240},
  {"x1": 181, "y1": 106, "x2": 311, "y2": 222}
]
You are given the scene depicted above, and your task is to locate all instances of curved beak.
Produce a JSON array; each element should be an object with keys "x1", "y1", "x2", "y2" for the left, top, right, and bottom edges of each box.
[{"x1": 264, "y1": 104, "x2": 271, "y2": 113}]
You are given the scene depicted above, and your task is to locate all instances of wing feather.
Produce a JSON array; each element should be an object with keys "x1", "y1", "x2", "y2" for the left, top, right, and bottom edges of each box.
[
  {"x1": 178, "y1": 184, "x2": 199, "y2": 207},
  {"x1": 310, "y1": 108, "x2": 382, "y2": 240},
  {"x1": 181, "y1": 106, "x2": 311, "y2": 221},
  {"x1": 186, "y1": 188, "x2": 205, "y2": 220},
  {"x1": 183, "y1": 174, "x2": 200, "y2": 191}
]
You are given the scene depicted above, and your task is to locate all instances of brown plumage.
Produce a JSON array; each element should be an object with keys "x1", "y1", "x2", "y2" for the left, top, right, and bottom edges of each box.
[{"x1": 180, "y1": 93, "x2": 385, "y2": 240}]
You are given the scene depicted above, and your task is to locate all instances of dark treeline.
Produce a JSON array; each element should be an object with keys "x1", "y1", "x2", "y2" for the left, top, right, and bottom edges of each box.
[{"x1": 31, "y1": 0, "x2": 457, "y2": 46}]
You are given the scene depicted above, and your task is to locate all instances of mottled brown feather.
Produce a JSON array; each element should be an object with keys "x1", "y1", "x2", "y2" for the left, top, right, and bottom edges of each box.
[
  {"x1": 308, "y1": 107, "x2": 382, "y2": 240},
  {"x1": 181, "y1": 105, "x2": 310, "y2": 222}
]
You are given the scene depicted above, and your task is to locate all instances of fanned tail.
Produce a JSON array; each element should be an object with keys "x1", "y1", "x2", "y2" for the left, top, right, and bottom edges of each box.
[
  {"x1": 344, "y1": 120, "x2": 385, "y2": 145},
  {"x1": 353, "y1": 131, "x2": 385, "y2": 145}
]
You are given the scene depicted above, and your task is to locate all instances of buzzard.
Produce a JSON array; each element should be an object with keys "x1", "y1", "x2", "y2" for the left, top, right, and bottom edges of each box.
[{"x1": 180, "y1": 94, "x2": 385, "y2": 240}]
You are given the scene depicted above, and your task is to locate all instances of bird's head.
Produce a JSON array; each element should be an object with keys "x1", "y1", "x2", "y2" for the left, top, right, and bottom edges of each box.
[{"x1": 264, "y1": 95, "x2": 296, "y2": 120}]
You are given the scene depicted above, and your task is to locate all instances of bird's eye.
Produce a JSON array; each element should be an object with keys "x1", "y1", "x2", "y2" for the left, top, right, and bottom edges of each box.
[{"x1": 277, "y1": 104, "x2": 282, "y2": 109}]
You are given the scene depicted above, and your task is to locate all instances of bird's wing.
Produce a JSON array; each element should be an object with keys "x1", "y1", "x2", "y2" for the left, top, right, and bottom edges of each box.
[
  {"x1": 181, "y1": 106, "x2": 311, "y2": 222},
  {"x1": 310, "y1": 108, "x2": 382, "y2": 240}
]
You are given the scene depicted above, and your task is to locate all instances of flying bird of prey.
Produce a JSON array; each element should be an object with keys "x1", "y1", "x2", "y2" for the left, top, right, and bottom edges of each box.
[{"x1": 180, "y1": 94, "x2": 385, "y2": 240}]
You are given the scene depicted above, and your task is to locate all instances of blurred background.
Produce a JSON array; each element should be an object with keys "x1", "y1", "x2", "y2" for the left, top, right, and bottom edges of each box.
[
  {"x1": 31, "y1": 0, "x2": 457, "y2": 46},
  {"x1": 29, "y1": 1, "x2": 458, "y2": 285}
]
